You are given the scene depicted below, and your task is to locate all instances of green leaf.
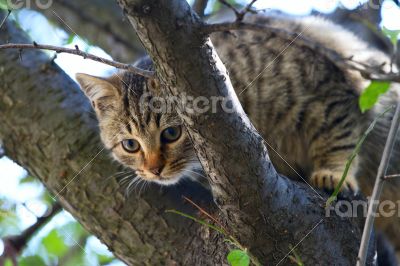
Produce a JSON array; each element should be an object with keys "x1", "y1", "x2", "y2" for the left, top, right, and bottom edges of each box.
[
  {"x1": 19, "y1": 175, "x2": 37, "y2": 184},
  {"x1": 65, "y1": 34, "x2": 75, "y2": 45},
  {"x1": 42, "y1": 229, "x2": 68, "y2": 256},
  {"x1": 288, "y1": 245, "x2": 304, "y2": 266},
  {"x1": 19, "y1": 255, "x2": 46, "y2": 266},
  {"x1": 4, "y1": 259, "x2": 13, "y2": 266},
  {"x1": 0, "y1": 0, "x2": 9, "y2": 10},
  {"x1": 382, "y1": 26, "x2": 400, "y2": 46},
  {"x1": 98, "y1": 254, "x2": 114, "y2": 265},
  {"x1": 227, "y1": 249, "x2": 250, "y2": 266},
  {"x1": 359, "y1": 81, "x2": 391, "y2": 113}
]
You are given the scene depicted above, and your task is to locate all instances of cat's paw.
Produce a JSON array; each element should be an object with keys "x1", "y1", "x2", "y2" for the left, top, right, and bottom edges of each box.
[{"x1": 310, "y1": 169, "x2": 359, "y2": 193}]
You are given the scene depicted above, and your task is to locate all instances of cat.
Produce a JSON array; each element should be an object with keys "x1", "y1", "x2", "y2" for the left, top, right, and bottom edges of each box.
[
  {"x1": 75, "y1": 13, "x2": 397, "y2": 190},
  {"x1": 76, "y1": 13, "x2": 400, "y2": 250}
]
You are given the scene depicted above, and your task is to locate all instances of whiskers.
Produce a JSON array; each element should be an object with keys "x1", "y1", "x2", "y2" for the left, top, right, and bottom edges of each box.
[
  {"x1": 180, "y1": 168, "x2": 207, "y2": 180},
  {"x1": 102, "y1": 170, "x2": 150, "y2": 197},
  {"x1": 123, "y1": 172, "x2": 150, "y2": 198},
  {"x1": 102, "y1": 170, "x2": 132, "y2": 184}
]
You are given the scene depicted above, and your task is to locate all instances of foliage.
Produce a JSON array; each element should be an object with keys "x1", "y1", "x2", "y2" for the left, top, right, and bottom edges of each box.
[
  {"x1": 0, "y1": 158, "x2": 122, "y2": 266},
  {"x1": 227, "y1": 249, "x2": 250, "y2": 266},
  {"x1": 19, "y1": 255, "x2": 46, "y2": 266},
  {"x1": 0, "y1": 0, "x2": 10, "y2": 10},
  {"x1": 166, "y1": 209, "x2": 257, "y2": 265},
  {"x1": 382, "y1": 27, "x2": 400, "y2": 46},
  {"x1": 288, "y1": 245, "x2": 304, "y2": 266},
  {"x1": 359, "y1": 81, "x2": 391, "y2": 113}
]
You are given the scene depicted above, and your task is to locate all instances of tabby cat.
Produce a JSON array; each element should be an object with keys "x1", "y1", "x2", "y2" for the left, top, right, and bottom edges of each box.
[
  {"x1": 77, "y1": 15, "x2": 400, "y2": 191},
  {"x1": 76, "y1": 13, "x2": 400, "y2": 249}
]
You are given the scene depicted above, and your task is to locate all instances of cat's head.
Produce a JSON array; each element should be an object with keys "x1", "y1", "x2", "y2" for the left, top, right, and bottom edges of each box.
[{"x1": 76, "y1": 58, "x2": 201, "y2": 185}]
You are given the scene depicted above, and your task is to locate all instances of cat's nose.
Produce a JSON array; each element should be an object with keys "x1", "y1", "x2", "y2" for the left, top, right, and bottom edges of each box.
[{"x1": 149, "y1": 165, "x2": 164, "y2": 176}]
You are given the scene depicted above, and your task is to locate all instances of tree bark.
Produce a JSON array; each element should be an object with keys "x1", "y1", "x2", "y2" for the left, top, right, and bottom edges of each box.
[
  {"x1": 116, "y1": 0, "x2": 376, "y2": 264},
  {"x1": 30, "y1": 0, "x2": 144, "y2": 61},
  {"x1": 0, "y1": 13, "x2": 228, "y2": 266}
]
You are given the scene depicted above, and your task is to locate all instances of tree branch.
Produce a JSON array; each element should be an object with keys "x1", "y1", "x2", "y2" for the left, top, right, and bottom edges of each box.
[
  {"x1": 219, "y1": 0, "x2": 258, "y2": 21},
  {"x1": 0, "y1": 203, "x2": 62, "y2": 265},
  {"x1": 357, "y1": 102, "x2": 400, "y2": 265},
  {"x1": 30, "y1": 0, "x2": 144, "y2": 61},
  {"x1": 384, "y1": 173, "x2": 400, "y2": 179},
  {"x1": 117, "y1": 0, "x2": 373, "y2": 264},
  {"x1": 0, "y1": 43, "x2": 154, "y2": 78},
  {"x1": 2, "y1": 204, "x2": 62, "y2": 253}
]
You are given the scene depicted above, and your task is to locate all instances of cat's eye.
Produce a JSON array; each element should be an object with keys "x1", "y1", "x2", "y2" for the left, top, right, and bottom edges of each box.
[
  {"x1": 161, "y1": 126, "x2": 182, "y2": 143},
  {"x1": 121, "y1": 139, "x2": 140, "y2": 153}
]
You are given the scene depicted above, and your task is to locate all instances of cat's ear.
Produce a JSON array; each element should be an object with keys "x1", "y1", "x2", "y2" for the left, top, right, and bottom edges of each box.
[{"x1": 76, "y1": 73, "x2": 120, "y2": 114}]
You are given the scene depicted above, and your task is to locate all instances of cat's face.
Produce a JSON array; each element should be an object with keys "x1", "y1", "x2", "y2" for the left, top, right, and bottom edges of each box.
[{"x1": 76, "y1": 61, "x2": 201, "y2": 185}]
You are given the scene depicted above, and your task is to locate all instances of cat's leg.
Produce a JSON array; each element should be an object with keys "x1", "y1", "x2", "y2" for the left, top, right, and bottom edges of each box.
[{"x1": 309, "y1": 131, "x2": 360, "y2": 193}]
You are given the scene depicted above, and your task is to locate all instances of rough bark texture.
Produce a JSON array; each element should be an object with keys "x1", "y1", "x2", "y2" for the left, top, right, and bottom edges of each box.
[
  {"x1": 0, "y1": 13, "x2": 229, "y2": 266},
  {"x1": 116, "y1": 0, "x2": 375, "y2": 264},
  {"x1": 30, "y1": 0, "x2": 144, "y2": 61}
]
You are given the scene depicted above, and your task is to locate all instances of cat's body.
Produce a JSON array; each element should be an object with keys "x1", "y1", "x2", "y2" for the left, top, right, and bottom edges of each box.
[{"x1": 76, "y1": 13, "x2": 400, "y2": 252}]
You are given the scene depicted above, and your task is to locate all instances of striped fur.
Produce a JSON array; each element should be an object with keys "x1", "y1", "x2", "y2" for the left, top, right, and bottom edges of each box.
[{"x1": 76, "y1": 13, "x2": 400, "y2": 251}]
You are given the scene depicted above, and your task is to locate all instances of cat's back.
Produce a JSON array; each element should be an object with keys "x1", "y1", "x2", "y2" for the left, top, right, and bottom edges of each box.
[{"x1": 210, "y1": 12, "x2": 390, "y2": 179}]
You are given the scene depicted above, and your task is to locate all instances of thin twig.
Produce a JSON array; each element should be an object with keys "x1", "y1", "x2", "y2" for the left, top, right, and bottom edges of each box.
[
  {"x1": 219, "y1": 0, "x2": 241, "y2": 17},
  {"x1": 219, "y1": 0, "x2": 258, "y2": 21},
  {"x1": 0, "y1": 43, "x2": 154, "y2": 78},
  {"x1": 357, "y1": 102, "x2": 400, "y2": 265},
  {"x1": 384, "y1": 173, "x2": 400, "y2": 179},
  {"x1": 202, "y1": 22, "x2": 400, "y2": 83},
  {"x1": 182, "y1": 196, "x2": 225, "y2": 229},
  {"x1": 0, "y1": 10, "x2": 11, "y2": 30}
]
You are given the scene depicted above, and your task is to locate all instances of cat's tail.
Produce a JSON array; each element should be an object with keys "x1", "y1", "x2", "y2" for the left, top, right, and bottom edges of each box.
[{"x1": 358, "y1": 83, "x2": 400, "y2": 255}]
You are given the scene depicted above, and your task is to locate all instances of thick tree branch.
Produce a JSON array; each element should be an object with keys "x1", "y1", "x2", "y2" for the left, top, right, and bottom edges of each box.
[
  {"x1": 117, "y1": 0, "x2": 374, "y2": 264},
  {"x1": 0, "y1": 43, "x2": 153, "y2": 77},
  {"x1": 0, "y1": 12, "x2": 228, "y2": 265},
  {"x1": 30, "y1": 0, "x2": 144, "y2": 61}
]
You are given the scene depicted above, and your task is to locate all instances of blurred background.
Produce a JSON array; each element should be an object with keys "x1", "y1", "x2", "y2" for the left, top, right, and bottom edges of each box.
[{"x1": 0, "y1": 0, "x2": 399, "y2": 265}]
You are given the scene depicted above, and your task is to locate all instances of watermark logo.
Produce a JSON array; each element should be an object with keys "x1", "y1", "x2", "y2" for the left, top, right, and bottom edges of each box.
[
  {"x1": 139, "y1": 92, "x2": 236, "y2": 115},
  {"x1": 326, "y1": 197, "x2": 400, "y2": 218},
  {"x1": 6, "y1": 0, "x2": 53, "y2": 10}
]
